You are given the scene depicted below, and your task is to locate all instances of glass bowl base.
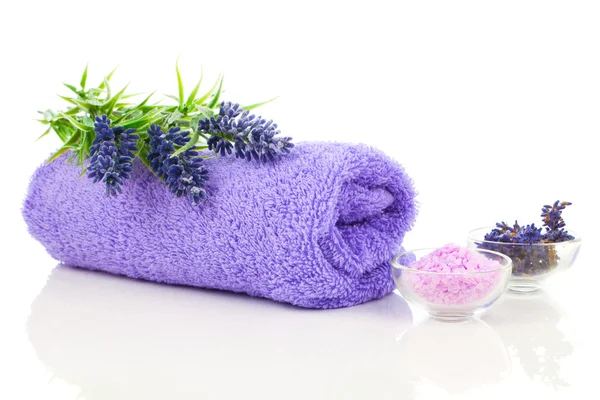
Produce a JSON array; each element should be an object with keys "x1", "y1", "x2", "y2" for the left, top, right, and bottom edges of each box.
[
  {"x1": 428, "y1": 311, "x2": 475, "y2": 321},
  {"x1": 508, "y1": 279, "x2": 540, "y2": 294}
]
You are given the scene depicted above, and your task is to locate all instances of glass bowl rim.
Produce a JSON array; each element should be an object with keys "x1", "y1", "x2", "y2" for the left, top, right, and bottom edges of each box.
[
  {"x1": 467, "y1": 227, "x2": 582, "y2": 247},
  {"x1": 390, "y1": 247, "x2": 513, "y2": 275}
]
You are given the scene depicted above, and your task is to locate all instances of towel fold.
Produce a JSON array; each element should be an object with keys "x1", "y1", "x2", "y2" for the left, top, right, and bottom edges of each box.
[{"x1": 22, "y1": 142, "x2": 417, "y2": 308}]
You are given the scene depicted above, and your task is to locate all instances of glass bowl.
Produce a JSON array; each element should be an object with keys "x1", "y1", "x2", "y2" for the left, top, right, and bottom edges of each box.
[
  {"x1": 391, "y1": 248, "x2": 512, "y2": 321},
  {"x1": 467, "y1": 227, "x2": 582, "y2": 293}
]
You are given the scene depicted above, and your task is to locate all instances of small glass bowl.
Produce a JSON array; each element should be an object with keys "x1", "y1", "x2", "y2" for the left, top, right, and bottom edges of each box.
[
  {"x1": 391, "y1": 248, "x2": 512, "y2": 321},
  {"x1": 467, "y1": 228, "x2": 582, "y2": 293}
]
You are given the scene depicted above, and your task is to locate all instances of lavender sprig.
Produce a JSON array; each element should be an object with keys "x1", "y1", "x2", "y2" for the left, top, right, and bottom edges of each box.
[
  {"x1": 87, "y1": 115, "x2": 138, "y2": 196},
  {"x1": 541, "y1": 201, "x2": 575, "y2": 242},
  {"x1": 480, "y1": 201, "x2": 575, "y2": 276},
  {"x1": 484, "y1": 201, "x2": 574, "y2": 245},
  {"x1": 147, "y1": 125, "x2": 208, "y2": 206},
  {"x1": 515, "y1": 224, "x2": 543, "y2": 245},
  {"x1": 39, "y1": 64, "x2": 292, "y2": 206},
  {"x1": 199, "y1": 102, "x2": 294, "y2": 162}
]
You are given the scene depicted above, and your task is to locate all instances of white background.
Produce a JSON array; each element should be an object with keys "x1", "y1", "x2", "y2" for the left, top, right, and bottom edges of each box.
[{"x1": 1, "y1": 1, "x2": 599, "y2": 399}]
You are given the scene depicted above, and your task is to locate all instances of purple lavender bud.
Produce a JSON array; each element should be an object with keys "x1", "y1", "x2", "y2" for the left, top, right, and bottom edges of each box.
[
  {"x1": 147, "y1": 124, "x2": 209, "y2": 206},
  {"x1": 544, "y1": 229, "x2": 575, "y2": 243},
  {"x1": 207, "y1": 135, "x2": 233, "y2": 156},
  {"x1": 515, "y1": 224, "x2": 543, "y2": 244},
  {"x1": 219, "y1": 101, "x2": 243, "y2": 118},
  {"x1": 198, "y1": 102, "x2": 293, "y2": 163},
  {"x1": 541, "y1": 200, "x2": 574, "y2": 242},
  {"x1": 88, "y1": 115, "x2": 138, "y2": 196},
  {"x1": 480, "y1": 201, "x2": 575, "y2": 276}
]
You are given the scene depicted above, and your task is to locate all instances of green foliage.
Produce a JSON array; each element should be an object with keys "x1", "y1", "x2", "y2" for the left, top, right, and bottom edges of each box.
[{"x1": 38, "y1": 64, "x2": 233, "y2": 167}]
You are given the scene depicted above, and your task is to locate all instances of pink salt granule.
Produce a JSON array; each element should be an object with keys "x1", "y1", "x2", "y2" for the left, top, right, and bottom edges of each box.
[{"x1": 406, "y1": 244, "x2": 504, "y2": 305}]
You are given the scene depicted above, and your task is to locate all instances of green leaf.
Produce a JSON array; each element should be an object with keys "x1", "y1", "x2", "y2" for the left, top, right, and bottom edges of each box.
[
  {"x1": 106, "y1": 66, "x2": 118, "y2": 80},
  {"x1": 61, "y1": 96, "x2": 90, "y2": 112},
  {"x1": 99, "y1": 66, "x2": 118, "y2": 89},
  {"x1": 125, "y1": 110, "x2": 143, "y2": 120},
  {"x1": 184, "y1": 103, "x2": 197, "y2": 115},
  {"x1": 87, "y1": 88, "x2": 103, "y2": 98},
  {"x1": 80, "y1": 64, "x2": 89, "y2": 90},
  {"x1": 167, "y1": 110, "x2": 183, "y2": 125},
  {"x1": 185, "y1": 67, "x2": 203, "y2": 111},
  {"x1": 120, "y1": 108, "x2": 164, "y2": 129},
  {"x1": 51, "y1": 121, "x2": 70, "y2": 142},
  {"x1": 82, "y1": 116, "x2": 95, "y2": 128},
  {"x1": 176, "y1": 60, "x2": 184, "y2": 109},
  {"x1": 164, "y1": 94, "x2": 180, "y2": 102},
  {"x1": 58, "y1": 95, "x2": 77, "y2": 106},
  {"x1": 122, "y1": 93, "x2": 142, "y2": 99},
  {"x1": 136, "y1": 103, "x2": 171, "y2": 113},
  {"x1": 207, "y1": 75, "x2": 224, "y2": 109},
  {"x1": 122, "y1": 117, "x2": 161, "y2": 130},
  {"x1": 192, "y1": 106, "x2": 214, "y2": 120},
  {"x1": 195, "y1": 74, "x2": 222, "y2": 105},
  {"x1": 59, "y1": 113, "x2": 91, "y2": 131},
  {"x1": 64, "y1": 107, "x2": 82, "y2": 116},
  {"x1": 134, "y1": 91, "x2": 156, "y2": 108},
  {"x1": 36, "y1": 127, "x2": 52, "y2": 141},
  {"x1": 46, "y1": 131, "x2": 82, "y2": 164},
  {"x1": 46, "y1": 146, "x2": 72, "y2": 164},
  {"x1": 53, "y1": 129, "x2": 67, "y2": 142},
  {"x1": 43, "y1": 110, "x2": 56, "y2": 121},
  {"x1": 103, "y1": 77, "x2": 111, "y2": 100},
  {"x1": 84, "y1": 98, "x2": 103, "y2": 106},
  {"x1": 77, "y1": 131, "x2": 89, "y2": 165},
  {"x1": 85, "y1": 128, "x2": 93, "y2": 149},
  {"x1": 63, "y1": 83, "x2": 79, "y2": 95},
  {"x1": 243, "y1": 96, "x2": 278, "y2": 111},
  {"x1": 112, "y1": 109, "x2": 142, "y2": 125},
  {"x1": 102, "y1": 83, "x2": 129, "y2": 116}
]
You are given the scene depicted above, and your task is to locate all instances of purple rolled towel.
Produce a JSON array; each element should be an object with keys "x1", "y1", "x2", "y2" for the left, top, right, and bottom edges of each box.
[{"x1": 23, "y1": 142, "x2": 417, "y2": 308}]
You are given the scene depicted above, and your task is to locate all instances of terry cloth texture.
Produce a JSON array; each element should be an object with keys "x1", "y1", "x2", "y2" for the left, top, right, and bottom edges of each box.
[{"x1": 23, "y1": 142, "x2": 417, "y2": 308}]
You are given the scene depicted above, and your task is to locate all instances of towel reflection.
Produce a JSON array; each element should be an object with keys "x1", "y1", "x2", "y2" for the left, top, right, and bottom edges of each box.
[{"x1": 27, "y1": 265, "x2": 413, "y2": 400}]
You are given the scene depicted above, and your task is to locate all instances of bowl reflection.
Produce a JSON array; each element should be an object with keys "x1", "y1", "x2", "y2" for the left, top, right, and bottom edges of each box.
[
  {"x1": 482, "y1": 291, "x2": 573, "y2": 389},
  {"x1": 395, "y1": 317, "x2": 511, "y2": 394}
]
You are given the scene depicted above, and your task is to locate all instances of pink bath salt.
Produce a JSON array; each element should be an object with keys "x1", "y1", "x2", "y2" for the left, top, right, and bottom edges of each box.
[
  {"x1": 410, "y1": 244, "x2": 502, "y2": 273},
  {"x1": 406, "y1": 244, "x2": 504, "y2": 305}
]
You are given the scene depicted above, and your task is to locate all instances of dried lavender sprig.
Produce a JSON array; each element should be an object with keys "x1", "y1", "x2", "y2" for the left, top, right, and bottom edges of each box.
[
  {"x1": 541, "y1": 201, "x2": 574, "y2": 242},
  {"x1": 484, "y1": 221, "x2": 520, "y2": 243},
  {"x1": 480, "y1": 201, "x2": 575, "y2": 276},
  {"x1": 485, "y1": 200, "x2": 575, "y2": 245},
  {"x1": 87, "y1": 115, "x2": 138, "y2": 196},
  {"x1": 516, "y1": 224, "x2": 543, "y2": 245}
]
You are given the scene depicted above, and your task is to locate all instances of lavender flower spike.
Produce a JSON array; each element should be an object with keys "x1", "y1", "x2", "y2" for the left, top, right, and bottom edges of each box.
[
  {"x1": 515, "y1": 224, "x2": 543, "y2": 244},
  {"x1": 198, "y1": 101, "x2": 294, "y2": 163},
  {"x1": 541, "y1": 201, "x2": 574, "y2": 242},
  {"x1": 147, "y1": 125, "x2": 209, "y2": 206},
  {"x1": 87, "y1": 115, "x2": 138, "y2": 196}
]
